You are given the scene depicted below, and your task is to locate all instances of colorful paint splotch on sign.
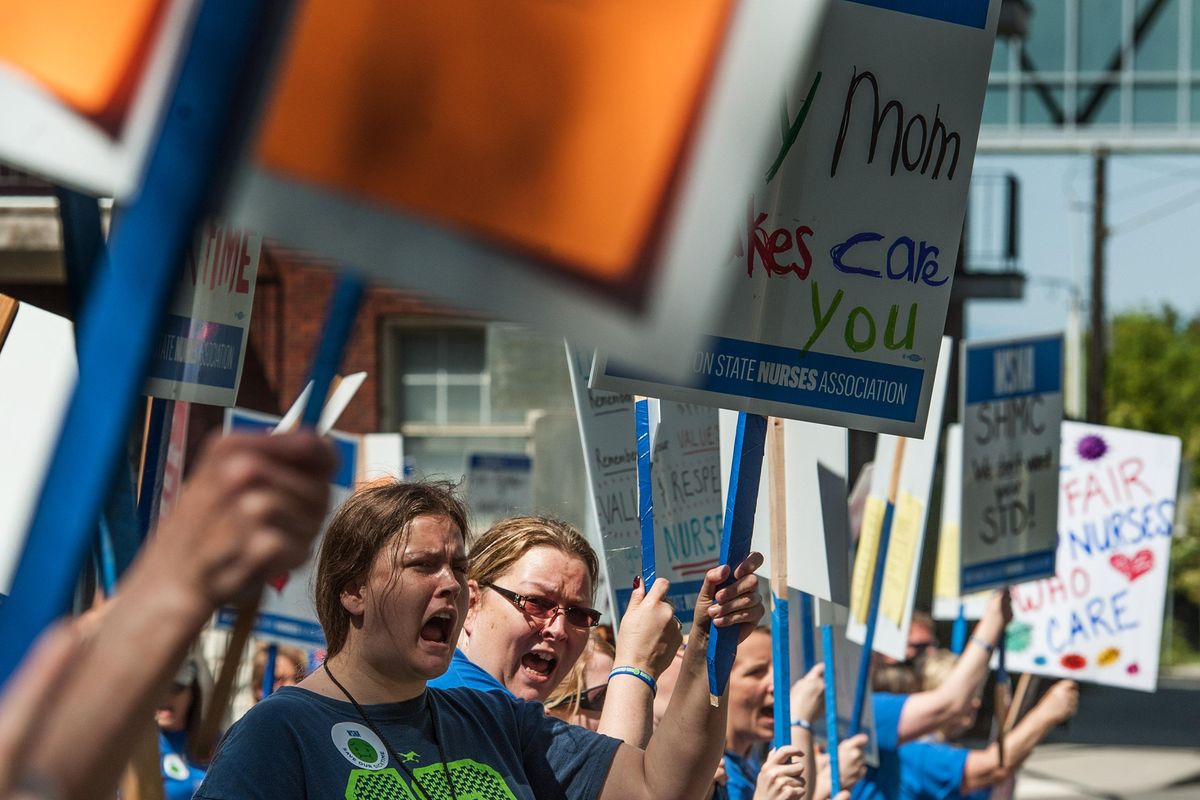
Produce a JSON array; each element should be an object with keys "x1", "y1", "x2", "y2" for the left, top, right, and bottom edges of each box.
[{"x1": 1004, "y1": 422, "x2": 1180, "y2": 692}]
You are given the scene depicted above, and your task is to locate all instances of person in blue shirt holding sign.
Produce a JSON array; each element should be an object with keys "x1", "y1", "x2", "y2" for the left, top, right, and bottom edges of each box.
[
  {"x1": 854, "y1": 591, "x2": 1012, "y2": 800},
  {"x1": 198, "y1": 479, "x2": 766, "y2": 800},
  {"x1": 156, "y1": 653, "x2": 212, "y2": 800},
  {"x1": 429, "y1": 514, "x2": 683, "y2": 747},
  {"x1": 897, "y1": 649, "x2": 1079, "y2": 800}
]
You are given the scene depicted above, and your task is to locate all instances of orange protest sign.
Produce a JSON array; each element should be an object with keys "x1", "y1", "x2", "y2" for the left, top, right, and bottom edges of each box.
[
  {"x1": 0, "y1": 0, "x2": 166, "y2": 131},
  {"x1": 255, "y1": 0, "x2": 732, "y2": 286}
]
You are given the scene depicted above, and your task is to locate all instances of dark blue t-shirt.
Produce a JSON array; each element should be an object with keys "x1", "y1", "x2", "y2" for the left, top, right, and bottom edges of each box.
[
  {"x1": 852, "y1": 692, "x2": 907, "y2": 800},
  {"x1": 196, "y1": 685, "x2": 620, "y2": 800},
  {"x1": 427, "y1": 648, "x2": 514, "y2": 697},
  {"x1": 723, "y1": 750, "x2": 761, "y2": 800}
]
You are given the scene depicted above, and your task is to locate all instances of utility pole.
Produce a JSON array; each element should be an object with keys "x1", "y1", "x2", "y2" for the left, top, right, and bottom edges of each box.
[{"x1": 1087, "y1": 149, "x2": 1107, "y2": 424}]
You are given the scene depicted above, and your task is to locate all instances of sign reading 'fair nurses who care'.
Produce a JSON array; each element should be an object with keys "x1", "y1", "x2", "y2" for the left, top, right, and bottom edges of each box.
[
  {"x1": 1005, "y1": 423, "x2": 1180, "y2": 692},
  {"x1": 144, "y1": 224, "x2": 262, "y2": 407},
  {"x1": 960, "y1": 335, "x2": 1063, "y2": 592},
  {"x1": 593, "y1": 0, "x2": 999, "y2": 437}
]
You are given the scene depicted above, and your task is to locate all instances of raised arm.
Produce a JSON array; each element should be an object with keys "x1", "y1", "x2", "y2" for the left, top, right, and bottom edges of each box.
[
  {"x1": 897, "y1": 591, "x2": 1011, "y2": 743},
  {"x1": 598, "y1": 577, "x2": 683, "y2": 746},
  {"x1": 21, "y1": 432, "x2": 335, "y2": 800},
  {"x1": 961, "y1": 680, "x2": 1078, "y2": 792},
  {"x1": 600, "y1": 554, "x2": 766, "y2": 800}
]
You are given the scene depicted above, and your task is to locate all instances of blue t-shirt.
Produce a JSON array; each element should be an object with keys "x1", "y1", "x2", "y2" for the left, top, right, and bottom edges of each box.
[
  {"x1": 898, "y1": 740, "x2": 967, "y2": 800},
  {"x1": 723, "y1": 750, "x2": 761, "y2": 800},
  {"x1": 196, "y1": 685, "x2": 620, "y2": 800},
  {"x1": 428, "y1": 648, "x2": 515, "y2": 697},
  {"x1": 852, "y1": 692, "x2": 908, "y2": 800},
  {"x1": 160, "y1": 729, "x2": 205, "y2": 800}
]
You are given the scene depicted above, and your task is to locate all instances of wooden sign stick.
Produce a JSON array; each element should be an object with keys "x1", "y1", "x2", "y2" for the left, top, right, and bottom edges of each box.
[
  {"x1": 994, "y1": 586, "x2": 1011, "y2": 767},
  {"x1": 0, "y1": 294, "x2": 18, "y2": 351},
  {"x1": 1005, "y1": 673, "x2": 1037, "y2": 732},
  {"x1": 850, "y1": 437, "x2": 906, "y2": 735},
  {"x1": 767, "y1": 417, "x2": 792, "y2": 747}
]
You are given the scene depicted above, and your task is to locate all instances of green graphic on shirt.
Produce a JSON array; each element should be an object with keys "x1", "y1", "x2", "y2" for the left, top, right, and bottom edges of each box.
[
  {"x1": 345, "y1": 759, "x2": 516, "y2": 800},
  {"x1": 348, "y1": 738, "x2": 380, "y2": 763}
]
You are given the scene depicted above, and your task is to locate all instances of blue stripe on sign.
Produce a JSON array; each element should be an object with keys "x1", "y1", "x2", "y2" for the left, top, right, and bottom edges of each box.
[
  {"x1": 961, "y1": 548, "x2": 1056, "y2": 592},
  {"x1": 468, "y1": 453, "x2": 531, "y2": 471},
  {"x1": 146, "y1": 313, "x2": 245, "y2": 389},
  {"x1": 614, "y1": 579, "x2": 703, "y2": 626},
  {"x1": 606, "y1": 337, "x2": 924, "y2": 423},
  {"x1": 965, "y1": 336, "x2": 1063, "y2": 404},
  {"x1": 228, "y1": 413, "x2": 357, "y2": 488},
  {"x1": 218, "y1": 608, "x2": 326, "y2": 646},
  {"x1": 842, "y1": 0, "x2": 990, "y2": 29}
]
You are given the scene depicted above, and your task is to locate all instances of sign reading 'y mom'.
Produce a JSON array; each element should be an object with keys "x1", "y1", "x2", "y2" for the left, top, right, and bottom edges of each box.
[{"x1": 593, "y1": 0, "x2": 999, "y2": 437}]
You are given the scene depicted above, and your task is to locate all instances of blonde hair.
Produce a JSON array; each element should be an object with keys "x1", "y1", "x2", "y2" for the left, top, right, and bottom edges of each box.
[
  {"x1": 469, "y1": 516, "x2": 599, "y2": 600},
  {"x1": 872, "y1": 661, "x2": 920, "y2": 694},
  {"x1": 545, "y1": 633, "x2": 615, "y2": 717},
  {"x1": 919, "y1": 648, "x2": 959, "y2": 691}
]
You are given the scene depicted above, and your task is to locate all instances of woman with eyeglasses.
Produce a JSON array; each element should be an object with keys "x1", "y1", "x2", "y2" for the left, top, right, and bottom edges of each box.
[
  {"x1": 545, "y1": 632, "x2": 615, "y2": 731},
  {"x1": 429, "y1": 514, "x2": 682, "y2": 746},
  {"x1": 197, "y1": 480, "x2": 765, "y2": 800}
]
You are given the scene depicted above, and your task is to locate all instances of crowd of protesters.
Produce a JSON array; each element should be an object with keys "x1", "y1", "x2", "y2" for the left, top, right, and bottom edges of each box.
[{"x1": 0, "y1": 431, "x2": 1076, "y2": 799}]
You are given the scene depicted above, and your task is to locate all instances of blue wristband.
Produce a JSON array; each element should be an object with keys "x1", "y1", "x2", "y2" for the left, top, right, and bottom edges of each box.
[
  {"x1": 970, "y1": 636, "x2": 995, "y2": 655},
  {"x1": 791, "y1": 718, "x2": 813, "y2": 731},
  {"x1": 609, "y1": 666, "x2": 657, "y2": 696}
]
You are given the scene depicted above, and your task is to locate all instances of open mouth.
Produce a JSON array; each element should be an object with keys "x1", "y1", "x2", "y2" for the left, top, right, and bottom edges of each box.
[
  {"x1": 520, "y1": 651, "x2": 557, "y2": 678},
  {"x1": 759, "y1": 703, "x2": 775, "y2": 720},
  {"x1": 420, "y1": 610, "x2": 455, "y2": 644}
]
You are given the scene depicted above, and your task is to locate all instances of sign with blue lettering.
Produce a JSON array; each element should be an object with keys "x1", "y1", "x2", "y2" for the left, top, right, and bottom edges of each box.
[
  {"x1": 591, "y1": 0, "x2": 999, "y2": 437},
  {"x1": 144, "y1": 224, "x2": 261, "y2": 406},
  {"x1": 465, "y1": 452, "x2": 533, "y2": 527},
  {"x1": 216, "y1": 408, "x2": 360, "y2": 647},
  {"x1": 960, "y1": 334, "x2": 1063, "y2": 592},
  {"x1": 1004, "y1": 422, "x2": 1180, "y2": 692}
]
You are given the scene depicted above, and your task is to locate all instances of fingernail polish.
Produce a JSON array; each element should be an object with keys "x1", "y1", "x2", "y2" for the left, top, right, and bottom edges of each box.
[{"x1": 633, "y1": 575, "x2": 641, "y2": 589}]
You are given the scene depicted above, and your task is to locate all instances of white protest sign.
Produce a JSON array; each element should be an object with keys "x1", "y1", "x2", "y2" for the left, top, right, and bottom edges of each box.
[
  {"x1": 359, "y1": 433, "x2": 405, "y2": 483},
  {"x1": 932, "y1": 425, "x2": 990, "y2": 620},
  {"x1": 465, "y1": 453, "x2": 533, "y2": 528},
  {"x1": 592, "y1": 0, "x2": 999, "y2": 437},
  {"x1": 847, "y1": 336, "x2": 952, "y2": 660},
  {"x1": 721, "y1": 412, "x2": 851, "y2": 604},
  {"x1": 1004, "y1": 422, "x2": 1180, "y2": 692},
  {"x1": 650, "y1": 402, "x2": 724, "y2": 629},
  {"x1": 144, "y1": 224, "x2": 262, "y2": 407},
  {"x1": 217, "y1": 408, "x2": 375, "y2": 647},
  {"x1": 0, "y1": 300, "x2": 75, "y2": 596},
  {"x1": 960, "y1": 334, "x2": 1063, "y2": 592},
  {"x1": 566, "y1": 344, "x2": 641, "y2": 625}
]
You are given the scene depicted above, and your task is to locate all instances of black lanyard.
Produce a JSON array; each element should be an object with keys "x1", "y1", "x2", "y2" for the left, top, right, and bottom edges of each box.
[{"x1": 323, "y1": 662, "x2": 460, "y2": 800}]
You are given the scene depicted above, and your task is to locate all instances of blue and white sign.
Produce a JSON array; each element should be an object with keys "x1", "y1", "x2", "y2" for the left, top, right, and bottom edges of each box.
[
  {"x1": 465, "y1": 453, "x2": 533, "y2": 527},
  {"x1": 144, "y1": 224, "x2": 262, "y2": 407},
  {"x1": 217, "y1": 408, "x2": 359, "y2": 647},
  {"x1": 590, "y1": 0, "x2": 1000, "y2": 437},
  {"x1": 960, "y1": 334, "x2": 1063, "y2": 592}
]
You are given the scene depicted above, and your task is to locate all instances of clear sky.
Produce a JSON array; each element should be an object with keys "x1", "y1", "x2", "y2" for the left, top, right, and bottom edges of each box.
[{"x1": 967, "y1": 153, "x2": 1200, "y2": 340}]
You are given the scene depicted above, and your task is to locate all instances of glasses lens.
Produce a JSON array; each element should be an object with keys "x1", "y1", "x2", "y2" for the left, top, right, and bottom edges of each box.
[
  {"x1": 522, "y1": 595, "x2": 558, "y2": 618},
  {"x1": 565, "y1": 607, "x2": 601, "y2": 628},
  {"x1": 579, "y1": 683, "x2": 607, "y2": 711}
]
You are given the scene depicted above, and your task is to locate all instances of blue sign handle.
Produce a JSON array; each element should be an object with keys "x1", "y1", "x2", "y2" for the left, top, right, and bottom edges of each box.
[
  {"x1": 261, "y1": 643, "x2": 279, "y2": 700},
  {"x1": 799, "y1": 591, "x2": 816, "y2": 673},
  {"x1": 301, "y1": 274, "x2": 364, "y2": 430},
  {"x1": 823, "y1": 623, "x2": 842, "y2": 797},
  {"x1": 772, "y1": 595, "x2": 792, "y2": 748},
  {"x1": 635, "y1": 399, "x2": 655, "y2": 588},
  {"x1": 0, "y1": 0, "x2": 292, "y2": 687},
  {"x1": 951, "y1": 602, "x2": 968, "y2": 655},
  {"x1": 706, "y1": 413, "x2": 767, "y2": 700}
]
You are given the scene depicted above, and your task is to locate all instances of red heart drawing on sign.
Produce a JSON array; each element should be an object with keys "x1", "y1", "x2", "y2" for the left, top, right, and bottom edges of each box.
[
  {"x1": 1110, "y1": 550, "x2": 1153, "y2": 582},
  {"x1": 267, "y1": 573, "x2": 290, "y2": 593}
]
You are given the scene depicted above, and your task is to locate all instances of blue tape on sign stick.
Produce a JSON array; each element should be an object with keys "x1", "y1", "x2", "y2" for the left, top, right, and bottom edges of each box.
[
  {"x1": 55, "y1": 188, "x2": 104, "y2": 320},
  {"x1": 301, "y1": 274, "x2": 365, "y2": 429},
  {"x1": 800, "y1": 591, "x2": 816, "y2": 674},
  {"x1": 635, "y1": 399, "x2": 656, "y2": 588},
  {"x1": 822, "y1": 624, "x2": 842, "y2": 797},
  {"x1": 0, "y1": 0, "x2": 293, "y2": 686},
  {"x1": 707, "y1": 412, "x2": 767, "y2": 700},
  {"x1": 952, "y1": 603, "x2": 968, "y2": 655},
  {"x1": 261, "y1": 643, "x2": 278, "y2": 700},
  {"x1": 772, "y1": 596, "x2": 792, "y2": 748},
  {"x1": 137, "y1": 399, "x2": 173, "y2": 537},
  {"x1": 851, "y1": 498, "x2": 896, "y2": 736}
]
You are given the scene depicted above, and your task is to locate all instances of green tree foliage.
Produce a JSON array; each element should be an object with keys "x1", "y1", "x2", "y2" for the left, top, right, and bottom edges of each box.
[{"x1": 1106, "y1": 309, "x2": 1200, "y2": 629}]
